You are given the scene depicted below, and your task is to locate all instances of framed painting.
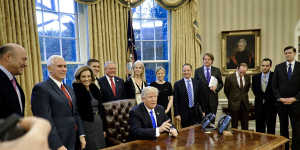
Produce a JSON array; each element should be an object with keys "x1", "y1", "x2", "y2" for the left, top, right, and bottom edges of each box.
[{"x1": 221, "y1": 29, "x2": 261, "y2": 75}]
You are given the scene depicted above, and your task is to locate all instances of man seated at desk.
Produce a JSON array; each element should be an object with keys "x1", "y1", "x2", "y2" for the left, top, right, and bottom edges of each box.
[{"x1": 129, "y1": 86, "x2": 178, "y2": 140}]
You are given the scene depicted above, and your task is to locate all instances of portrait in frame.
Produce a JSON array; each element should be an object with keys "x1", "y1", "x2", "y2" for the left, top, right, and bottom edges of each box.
[{"x1": 221, "y1": 29, "x2": 261, "y2": 75}]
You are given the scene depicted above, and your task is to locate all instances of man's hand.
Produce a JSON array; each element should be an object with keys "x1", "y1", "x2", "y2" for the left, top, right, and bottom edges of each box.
[
  {"x1": 159, "y1": 120, "x2": 172, "y2": 133},
  {"x1": 169, "y1": 128, "x2": 178, "y2": 137},
  {"x1": 280, "y1": 98, "x2": 288, "y2": 104},
  {"x1": 57, "y1": 146, "x2": 67, "y2": 150},
  {"x1": 0, "y1": 117, "x2": 51, "y2": 150},
  {"x1": 210, "y1": 86, "x2": 217, "y2": 92},
  {"x1": 79, "y1": 136, "x2": 86, "y2": 150},
  {"x1": 285, "y1": 97, "x2": 297, "y2": 105},
  {"x1": 175, "y1": 115, "x2": 181, "y2": 121}
]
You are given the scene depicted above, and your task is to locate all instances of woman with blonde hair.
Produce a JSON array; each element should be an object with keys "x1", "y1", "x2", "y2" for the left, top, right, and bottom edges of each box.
[
  {"x1": 72, "y1": 65, "x2": 106, "y2": 149},
  {"x1": 125, "y1": 60, "x2": 147, "y2": 104},
  {"x1": 150, "y1": 66, "x2": 173, "y2": 118}
]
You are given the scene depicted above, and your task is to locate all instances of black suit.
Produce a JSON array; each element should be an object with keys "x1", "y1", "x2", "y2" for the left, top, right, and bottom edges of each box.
[
  {"x1": 129, "y1": 103, "x2": 172, "y2": 140},
  {"x1": 252, "y1": 72, "x2": 277, "y2": 134},
  {"x1": 0, "y1": 69, "x2": 25, "y2": 119},
  {"x1": 173, "y1": 78, "x2": 205, "y2": 128},
  {"x1": 98, "y1": 76, "x2": 125, "y2": 103},
  {"x1": 272, "y1": 61, "x2": 300, "y2": 150},
  {"x1": 194, "y1": 66, "x2": 223, "y2": 115},
  {"x1": 31, "y1": 78, "x2": 84, "y2": 150}
]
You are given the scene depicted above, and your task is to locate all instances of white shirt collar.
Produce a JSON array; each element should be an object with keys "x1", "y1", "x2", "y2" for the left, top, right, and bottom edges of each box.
[
  {"x1": 49, "y1": 76, "x2": 63, "y2": 88},
  {"x1": 204, "y1": 65, "x2": 211, "y2": 70},
  {"x1": 144, "y1": 103, "x2": 155, "y2": 113},
  {"x1": 184, "y1": 77, "x2": 192, "y2": 82},
  {"x1": 0, "y1": 64, "x2": 14, "y2": 80},
  {"x1": 286, "y1": 60, "x2": 295, "y2": 66}
]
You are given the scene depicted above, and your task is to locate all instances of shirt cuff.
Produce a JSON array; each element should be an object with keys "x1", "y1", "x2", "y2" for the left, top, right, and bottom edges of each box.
[{"x1": 155, "y1": 128, "x2": 160, "y2": 137}]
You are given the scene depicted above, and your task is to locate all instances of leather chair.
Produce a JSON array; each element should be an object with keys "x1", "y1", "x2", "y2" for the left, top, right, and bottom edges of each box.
[{"x1": 102, "y1": 99, "x2": 136, "y2": 146}]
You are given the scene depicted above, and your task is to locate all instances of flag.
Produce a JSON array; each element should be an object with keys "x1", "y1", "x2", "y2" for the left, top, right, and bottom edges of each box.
[{"x1": 127, "y1": 9, "x2": 137, "y2": 62}]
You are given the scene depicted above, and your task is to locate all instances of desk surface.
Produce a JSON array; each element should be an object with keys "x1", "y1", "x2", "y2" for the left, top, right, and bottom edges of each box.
[{"x1": 103, "y1": 125, "x2": 288, "y2": 150}]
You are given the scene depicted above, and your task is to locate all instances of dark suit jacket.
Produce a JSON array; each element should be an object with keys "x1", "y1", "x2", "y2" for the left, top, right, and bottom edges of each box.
[
  {"x1": 129, "y1": 103, "x2": 171, "y2": 140},
  {"x1": 224, "y1": 73, "x2": 251, "y2": 111},
  {"x1": 72, "y1": 83, "x2": 105, "y2": 122},
  {"x1": 0, "y1": 69, "x2": 25, "y2": 118},
  {"x1": 194, "y1": 66, "x2": 223, "y2": 114},
  {"x1": 173, "y1": 78, "x2": 205, "y2": 121},
  {"x1": 31, "y1": 78, "x2": 84, "y2": 150},
  {"x1": 98, "y1": 76, "x2": 125, "y2": 103},
  {"x1": 124, "y1": 77, "x2": 148, "y2": 99},
  {"x1": 272, "y1": 61, "x2": 300, "y2": 102},
  {"x1": 252, "y1": 72, "x2": 276, "y2": 110}
]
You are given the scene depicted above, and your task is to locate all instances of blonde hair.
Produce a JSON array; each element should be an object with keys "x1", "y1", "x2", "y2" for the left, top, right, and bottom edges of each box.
[
  {"x1": 73, "y1": 65, "x2": 95, "y2": 83},
  {"x1": 132, "y1": 60, "x2": 146, "y2": 81}
]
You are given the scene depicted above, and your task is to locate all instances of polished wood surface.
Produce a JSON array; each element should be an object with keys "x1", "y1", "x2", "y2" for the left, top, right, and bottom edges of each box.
[{"x1": 102, "y1": 125, "x2": 288, "y2": 150}]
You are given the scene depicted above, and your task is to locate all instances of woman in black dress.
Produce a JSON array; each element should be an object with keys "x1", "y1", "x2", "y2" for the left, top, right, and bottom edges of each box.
[
  {"x1": 72, "y1": 66, "x2": 106, "y2": 150},
  {"x1": 150, "y1": 66, "x2": 173, "y2": 118}
]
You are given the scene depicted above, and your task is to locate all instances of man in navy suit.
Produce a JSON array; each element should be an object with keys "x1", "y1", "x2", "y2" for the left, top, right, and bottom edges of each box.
[
  {"x1": 272, "y1": 46, "x2": 300, "y2": 150},
  {"x1": 174, "y1": 64, "x2": 205, "y2": 128},
  {"x1": 0, "y1": 43, "x2": 27, "y2": 119},
  {"x1": 194, "y1": 53, "x2": 223, "y2": 120},
  {"x1": 252, "y1": 58, "x2": 277, "y2": 134},
  {"x1": 87, "y1": 58, "x2": 101, "y2": 88},
  {"x1": 129, "y1": 86, "x2": 178, "y2": 140},
  {"x1": 98, "y1": 61, "x2": 125, "y2": 102},
  {"x1": 31, "y1": 55, "x2": 86, "y2": 150}
]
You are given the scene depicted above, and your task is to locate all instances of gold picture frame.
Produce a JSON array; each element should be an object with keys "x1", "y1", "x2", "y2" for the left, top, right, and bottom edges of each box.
[{"x1": 221, "y1": 29, "x2": 261, "y2": 75}]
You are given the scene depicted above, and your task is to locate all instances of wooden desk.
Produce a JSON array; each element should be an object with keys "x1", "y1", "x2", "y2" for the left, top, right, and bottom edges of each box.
[{"x1": 102, "y1": 125, "x2": 288, "y2": 150}]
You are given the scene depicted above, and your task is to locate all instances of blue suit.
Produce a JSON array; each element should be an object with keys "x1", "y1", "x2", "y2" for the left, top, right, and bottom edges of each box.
[{"x1": 31, "y1": 78, "x2": 84, "y2": 150}]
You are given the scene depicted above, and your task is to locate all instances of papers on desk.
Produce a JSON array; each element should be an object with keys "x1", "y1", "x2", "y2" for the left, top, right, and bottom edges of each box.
[{"x1": 208, "y1": 76, "x2": 218, "y2": 88}]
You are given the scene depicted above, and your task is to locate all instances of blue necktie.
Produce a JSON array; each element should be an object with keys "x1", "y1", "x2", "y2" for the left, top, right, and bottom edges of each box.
[
  {"x1": 206, "y1": 67, "x2": 211, "y2": 83},
  {"x1": 288, "y1": 63, "x2": 292, "y2": 80},
  {"x1": 187, "y1": 80, "x2": 194, "y2": 108},
  {"x1": 150, "y1": 110, "x2": 156, "y2": 128}
]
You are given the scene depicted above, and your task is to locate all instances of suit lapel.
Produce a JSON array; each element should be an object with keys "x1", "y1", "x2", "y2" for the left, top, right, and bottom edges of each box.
[
  {"x1": 104, "y1": 77, "x2": 114, "y2": 96},
  {"x1": 154, "y1": 106, "x2": 161, "y2": 126},
  {"x1": 114, "y1": 77, "x2": 119, "y2": 96},
  {"x1": 180, "y1": 79, "x2": 188, "y2": 97},
  {"x1": 141, "y1": 104, "x2": 154, "y2": 128},
  {"x1": 47, "y1": 79, "x2": 73, "y2": 112},
  {"x1": 291, "y1": 62, "x2": 300, "y2": 79}
]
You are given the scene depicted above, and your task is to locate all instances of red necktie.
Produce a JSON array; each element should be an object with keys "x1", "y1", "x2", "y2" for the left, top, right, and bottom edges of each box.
[
  {"x1": 61, "y1": 84, "x2": 73, "y2": 109},
  {"x1": 11, "y1": 79, "x2": 17, "y2": 92},
  {"x1": 110, "y1": 77, "x2": 117, "y2": 96}
]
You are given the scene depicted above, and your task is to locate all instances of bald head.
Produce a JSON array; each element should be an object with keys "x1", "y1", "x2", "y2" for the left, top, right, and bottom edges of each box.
[{"x1": 0, "y1": 43, "x2": 27, "y2": 76}]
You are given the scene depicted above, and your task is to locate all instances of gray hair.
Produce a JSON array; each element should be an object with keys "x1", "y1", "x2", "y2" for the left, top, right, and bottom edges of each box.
[
  {"x1": 47, "y1": 55, "x2": 64, "y2": 67},
  {"x1": 155, "y1": 66, "x2": 166, "y2": 74},
  {"x1": 238, "y1": 38, "x2": 247, "y2": 46},
  {"x1": 104, "y1": 61, "x2": 115, "y2": 68},
  {"x1": 141, "y1": 86, "x2": 158, "y2": 98}
]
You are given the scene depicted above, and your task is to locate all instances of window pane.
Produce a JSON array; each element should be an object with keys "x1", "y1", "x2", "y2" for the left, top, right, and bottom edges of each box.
[
  {"x1": 135, "y1": 41, "x2": 141, "y2": 60},
  {"x1": 36, "y1": 10, "x2": 44, "y2": 36},
  {"x1": 142, "y1": 20, "x2": 154, "y2": 40},
  {"x1": 156, "y1": 63, "x2": 169, "y2": 81},
  {"x1": 43, "y1": 12, "x2": 60, "y2": 36},
  {"x1": 155, "y1": 19, "x2": 167, "y2": 40},
  {"x1": 62, "y1": 39, "x2": 77, "y2": 61},
  {"x1": 156, "y1": 41, "x2": 168, "y2": 60},
  {"x1": 36, "y1": 0, "x2": 42, "y2": 10},
  {"x1": 42, "y1": 64, "x2": 48, "y2": 81},
  {"x1": 43, "y1": 0, "x2": 58, "y2": 12},
  {"x1": 65, "y1": 64, "x2": 79, "y2": 87},
  {"x1": 61, "y1": 14, "x2": 76, "y2": 37},
  {"x1": 133, "y1": 21, "x2": 141, "y2": 40},
  {"x1": 140, "y1": 0, "x2": 153, "y2": 19},
  {"x1": 142, "y1": 41, "x2": 154, "y2": 60},
  {"x1": 39, "y1": 37, "x2": 45, "y2": 61},
  {"x1": 152, "y1": 3, "x2": 168, "y2": 19},
  {"x1": 144, "y1": 63, "x2": 156, "y2": 84},
  {"x1": 59, "y1": 0, "x2": 77, "y2": 14},
  {"x1": 45, "y1": 38, "x2": 60, "y2": 58},
  {"x1": 132, "y1": 7, "x2": 140, "y2": 19}
]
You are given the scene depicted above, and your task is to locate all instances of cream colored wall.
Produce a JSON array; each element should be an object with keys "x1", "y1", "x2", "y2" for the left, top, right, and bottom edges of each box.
[{"x1": 198, "y1": 0, "x2": 300, "y2": 99}]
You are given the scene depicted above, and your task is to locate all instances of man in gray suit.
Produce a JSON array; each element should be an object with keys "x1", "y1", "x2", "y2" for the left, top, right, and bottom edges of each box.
[
  {"x1": 194, "y1": 53, "x2": 223, "y2": 119},
  {"x1": 31, "y1": 55, "x2": 86, "y2": 150},
  {"x1": 224, "y1": 63, "x2": 251, "y2": 130}
]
